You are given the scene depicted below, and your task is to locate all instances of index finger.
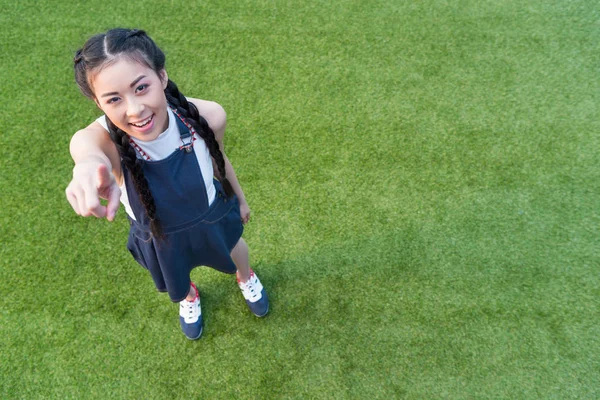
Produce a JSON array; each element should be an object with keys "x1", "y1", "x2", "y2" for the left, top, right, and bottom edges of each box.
[
  {"x1": 81, "y1": 180, "x2": 106, "y2": 218},
  {"x1": 105, "y1": 184, "x2": 121, "y2": 221}
]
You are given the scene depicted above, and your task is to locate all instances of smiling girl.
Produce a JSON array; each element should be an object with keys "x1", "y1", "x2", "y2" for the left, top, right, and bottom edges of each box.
[{"x1": 66, "y1": 28, "x2": 268, "y2": 340}]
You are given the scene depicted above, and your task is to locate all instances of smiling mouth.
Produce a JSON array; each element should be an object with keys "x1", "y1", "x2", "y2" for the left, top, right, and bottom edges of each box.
[{"x1": 130, "y1": 115, "x2": 153, "y2": 127}]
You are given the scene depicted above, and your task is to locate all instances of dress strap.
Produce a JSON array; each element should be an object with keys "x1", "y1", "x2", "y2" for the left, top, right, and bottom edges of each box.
[{"x1": 170, "y1": 105, "x2": 196, "y2": 153}]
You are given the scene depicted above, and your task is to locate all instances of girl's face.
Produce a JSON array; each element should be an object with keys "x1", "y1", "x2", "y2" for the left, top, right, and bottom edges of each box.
[{"x1": 92, "y1": 58, "x2": 169, "y2": 142}]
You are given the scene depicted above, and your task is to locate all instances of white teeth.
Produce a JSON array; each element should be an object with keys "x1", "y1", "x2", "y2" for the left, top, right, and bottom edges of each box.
[{"x1": 132, "y1": 116, "x2": 152, "y2": 127}]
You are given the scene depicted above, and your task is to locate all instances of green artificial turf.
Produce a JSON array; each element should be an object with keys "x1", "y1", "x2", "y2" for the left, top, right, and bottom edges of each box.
[{"x1": 1, "y1": 0, "x2": 598, "y2": 398}]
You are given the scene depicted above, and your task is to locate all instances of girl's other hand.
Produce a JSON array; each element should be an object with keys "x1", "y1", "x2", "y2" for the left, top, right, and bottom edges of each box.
[
  {"x1": 66, "y1": 163, "x2": 121, "y2": 221},
  {"x1": 239, "y1": 202, "x2": 251, "y2": 224}
]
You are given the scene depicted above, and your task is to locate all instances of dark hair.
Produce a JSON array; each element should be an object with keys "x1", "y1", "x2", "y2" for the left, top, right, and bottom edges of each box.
[{"x1": 74, "y1": 28, "x2": 234, "y2": 238}]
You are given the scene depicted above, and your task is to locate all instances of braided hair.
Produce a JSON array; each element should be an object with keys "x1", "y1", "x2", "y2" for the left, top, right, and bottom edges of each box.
[
  {"x1": 164, "y1": 80, "x2": 234, "y2": 197},
  {"x1": 73, "y1": 28, "x2": 234, "y2": 238}
]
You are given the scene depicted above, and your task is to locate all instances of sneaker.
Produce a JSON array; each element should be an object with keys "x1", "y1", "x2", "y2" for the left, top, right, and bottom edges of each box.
[
  {"x1": 237, "y1": 269, "x2": 269, "y2": 317},
  {"x1": 179, "y1": 283, "x2": 203, "y2": 340}
]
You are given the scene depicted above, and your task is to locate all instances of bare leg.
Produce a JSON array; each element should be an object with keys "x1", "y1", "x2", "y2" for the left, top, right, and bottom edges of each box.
[
  {"x1": 231, "y1": 238, "x2": 251, "y2": 282},
  {"x1": 185, "y1": 284, "x2": 197, "y2": 301},
  {"x1": 183, "y1": 238, "x2": 250, "y2": 301}
]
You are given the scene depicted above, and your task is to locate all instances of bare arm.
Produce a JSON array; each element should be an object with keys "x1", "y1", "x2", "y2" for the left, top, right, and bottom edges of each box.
[
  {"x1": 69, "y1": 123, "x2": 117, "y2": 169},
  {"x1": 65, "y1": 122, "x2": 122, "y2": 220}
]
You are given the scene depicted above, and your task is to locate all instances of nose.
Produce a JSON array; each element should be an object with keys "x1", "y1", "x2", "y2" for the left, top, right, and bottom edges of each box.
[{"x1": 126, "y1": 98, "x2": 145, "y2": 118}]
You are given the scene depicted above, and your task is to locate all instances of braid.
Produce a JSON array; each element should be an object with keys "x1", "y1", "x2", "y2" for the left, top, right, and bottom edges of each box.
[
  {"x1": 164, "y1": 79, "x2": 235, "y2": 198},
  {"x1": 106, "y1": 118, "x2": 163, "y2": 239},
  {"x1": 74, "y1": 28, "x2": 232, "y2": 235},
  {"x1": 73, "y1": 49, "x2": 83, "y2": 64},
  {"x1": 126, "y1": 29, "x2": 146, "y2": 38}
]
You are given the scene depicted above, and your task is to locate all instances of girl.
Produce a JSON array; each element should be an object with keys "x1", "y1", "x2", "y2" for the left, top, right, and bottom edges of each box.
[{"x1": 66, "y1": 28, "x2": 268, "y2": 340}]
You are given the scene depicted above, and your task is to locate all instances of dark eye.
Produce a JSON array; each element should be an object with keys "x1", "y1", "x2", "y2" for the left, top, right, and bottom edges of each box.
[
  {"x1": 107, "y1": 97, "x2": 120, "y2": 104},
  {"x1": 135, "y1": 84, "x2": 149, "y2": 93}
]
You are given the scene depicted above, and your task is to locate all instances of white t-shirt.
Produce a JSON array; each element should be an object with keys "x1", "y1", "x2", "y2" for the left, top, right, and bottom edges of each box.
[{"x1": 96, "y1": 108, "x2": 216, "y2": 220}]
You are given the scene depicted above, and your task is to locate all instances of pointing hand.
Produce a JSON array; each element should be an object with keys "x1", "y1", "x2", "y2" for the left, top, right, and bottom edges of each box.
[{"x1": 66, "y1": 162, "x2": 121, "y2": 221}]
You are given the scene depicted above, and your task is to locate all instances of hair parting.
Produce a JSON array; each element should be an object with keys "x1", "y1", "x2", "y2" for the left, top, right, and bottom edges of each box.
[{"x1": 73, "y1": 28, "x2": 234, "y2": 239}]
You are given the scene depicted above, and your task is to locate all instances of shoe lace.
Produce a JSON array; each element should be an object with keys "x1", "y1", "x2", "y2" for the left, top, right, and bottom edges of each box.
[
  {"x1": 184, "y1": 301, "x2": 194, "y2": 316},
  {"x1": 180, "y1": 298, "x2": 200, "y2": 321},
  {"x1": 240, "y1": 276, "x2": 261, "y2": 301}
]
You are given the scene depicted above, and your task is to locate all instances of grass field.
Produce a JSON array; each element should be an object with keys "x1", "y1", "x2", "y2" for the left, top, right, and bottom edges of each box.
[{"x1": 1, "y1": 0, "x2": 598, "y2": 398}]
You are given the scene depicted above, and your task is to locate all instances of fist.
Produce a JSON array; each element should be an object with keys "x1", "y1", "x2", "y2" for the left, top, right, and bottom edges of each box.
[{"x1": 239, "y1": 202, "x2": 251, "y2": 224}]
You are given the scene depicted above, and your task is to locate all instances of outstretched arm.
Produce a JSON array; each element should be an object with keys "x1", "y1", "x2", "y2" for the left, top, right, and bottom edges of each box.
[{"x1": 65, "y1": 122, "x2": 122, "y2": 221}]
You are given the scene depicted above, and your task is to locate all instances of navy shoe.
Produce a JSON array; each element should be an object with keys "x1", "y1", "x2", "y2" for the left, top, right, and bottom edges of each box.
[
  {"x1": 179, "y1": 283, "x2": 203, "y2": 340},
  {"x1": 237, "y1": 269, "x2": 269, "y2": 317}
]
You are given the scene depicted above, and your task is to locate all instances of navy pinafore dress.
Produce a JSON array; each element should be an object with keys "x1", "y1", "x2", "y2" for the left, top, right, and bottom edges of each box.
[{"x1": 125, "y1": 109, "x2": 243, "y2": 302}]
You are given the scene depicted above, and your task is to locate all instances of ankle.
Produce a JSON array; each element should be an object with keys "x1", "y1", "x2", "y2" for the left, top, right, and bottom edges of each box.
[
  {"x1": 236, "y1": 270, "x2": 251, "y2": 283},
  {"x1": 185, "y1": 284, "x2": 197, "y2": 302}
]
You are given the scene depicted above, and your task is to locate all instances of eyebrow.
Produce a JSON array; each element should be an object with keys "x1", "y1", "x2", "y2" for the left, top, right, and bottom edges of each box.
[{"x1": 100, "y1": 75, "x2": 147, "y2": 98}]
